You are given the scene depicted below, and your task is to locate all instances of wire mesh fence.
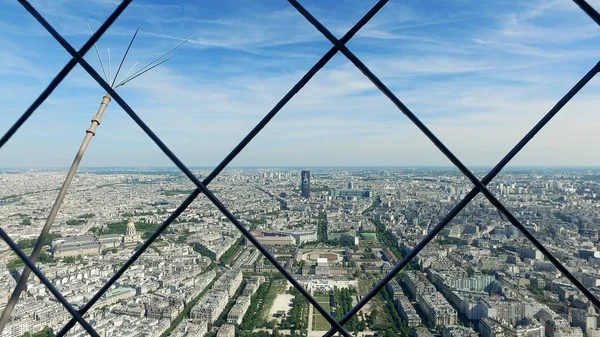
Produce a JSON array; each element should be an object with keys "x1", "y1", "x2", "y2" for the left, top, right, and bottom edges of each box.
[{"x1": 1, "y1": 0, "x2": 600, "y2": 336}]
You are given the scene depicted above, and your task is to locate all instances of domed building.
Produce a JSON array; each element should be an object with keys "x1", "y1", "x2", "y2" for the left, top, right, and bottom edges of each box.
[{"x1": 122, "y1": 218, "x2": 142, "y2": 249}]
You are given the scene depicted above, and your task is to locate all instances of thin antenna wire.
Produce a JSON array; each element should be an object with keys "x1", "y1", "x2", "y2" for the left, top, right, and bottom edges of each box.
[
  {"x1": 0, "y1": 27, "x2": 191, "y2": 335},
  {"x1": 111, "y1": 27, "x2": 139, "y2": 87},
  {"x1": 87, "y1": 23, "x2": 108, "y2": 82},
  {"x1": 117, "y1": 34, "x2": 194, "y2": 86},
  {"x1": 117, "y1": 61, "x2": 138, "y2": 85},
  {"x1": 107, "y1": 48, "x2": 111, "y2": 84},
  {"x1": 115, "y1": 56, "x2": 172, "y2": 89}
]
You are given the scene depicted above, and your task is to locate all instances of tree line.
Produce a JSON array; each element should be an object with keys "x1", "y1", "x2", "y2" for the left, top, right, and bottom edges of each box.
[
  {"x1": 20, "y1": 327, "x2": 54, "y2": 337},
  {"x1": 17, "y1": 233, "x2": 61, "y2": 250},
  {"x1": 219, "y1": 237, "x2": 244, "y2": 265},
  {"x1": 279, "y1": 287, "x2": 309, "y2": 336},
  {"x1": 366, "y1": 286, "x2": 411, "y2": 337},
  {"x1": 332, "y1": 287, "x2": 365, "y2": 333},
  {"x1": 240, "y1": 281, "x2": 272, "y2": 332},
  {"x1": 160, "y1": 269, "x2": 219, "y2": 337}
]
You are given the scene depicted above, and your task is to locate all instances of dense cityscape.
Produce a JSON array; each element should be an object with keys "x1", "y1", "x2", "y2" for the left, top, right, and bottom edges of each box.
[
  {"x1": 1, "y1": 167, "x2": 600, "y2": 337},
  {"x1": 1, "y1": 0, "x2": 599, "y2": 336}
]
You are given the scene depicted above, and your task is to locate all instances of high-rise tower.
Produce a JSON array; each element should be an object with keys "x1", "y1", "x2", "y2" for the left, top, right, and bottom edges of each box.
[{"x1": 301, "y1": 170, "x2": 311, "y2": 198}]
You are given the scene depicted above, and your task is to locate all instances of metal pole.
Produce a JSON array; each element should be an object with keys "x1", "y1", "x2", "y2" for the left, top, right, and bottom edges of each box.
[{"x1": 0, "y1": 94, "x2": 111, "y2": 332}]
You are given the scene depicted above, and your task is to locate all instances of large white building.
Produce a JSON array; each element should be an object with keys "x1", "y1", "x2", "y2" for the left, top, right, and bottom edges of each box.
[
  {"x1": 51, "y1": 235, "x2": 102, "y2": 258},
  {"x1": 480, "y1": 317, "x2": 544, "y2": 337},
  {"x1": 227, "y1": 296, "x2": 251, "y2": 324},
  {"x1": 277, "y1": 230, "x2": 318, "y2": 244},
  {"x1": 315, "y1": 257, "x2": 330, "y2": 276},
  {"x1": 217, "y1": 324, "x2": 235, "y2": 337},
  {"x1": 249, "y1": 233, "x2": 296, "y2": 246},
  {"x1": 420, "y1": 292, "x2": 458, "y2": 326},
  {"x1": 214, "y1": 270, "x2": 243, "y2": 298},
  {"x1": 123, "y1": 218, "x2": 142, "y2": 249},
  {"x1": 190, "y1": 290, "x2": 229, "y2": 323}
]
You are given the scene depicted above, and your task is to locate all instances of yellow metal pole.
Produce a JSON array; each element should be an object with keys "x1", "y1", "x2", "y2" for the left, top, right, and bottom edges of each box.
[{"x1": 0, "y1": 94, "x2": 111, "y2": 332}]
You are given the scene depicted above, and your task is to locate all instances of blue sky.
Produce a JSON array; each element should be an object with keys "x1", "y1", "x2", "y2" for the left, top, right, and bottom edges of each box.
[{"x1": 0, "y1": 0, "x2": 599, "y2": 168}]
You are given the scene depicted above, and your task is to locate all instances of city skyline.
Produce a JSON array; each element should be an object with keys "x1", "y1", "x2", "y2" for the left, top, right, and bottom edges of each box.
[
  {"x1": 1, "y1": 167, "x2": 600, "y2": 336},
  {"x1": 1, "y1": 0, "x2": 600, "y2": 167},
  {"x1": 3, "y1": 165, "x2": 600, "y2": 171},
  {"x1": 3, "y1": 1, "x2": 600, "y2": 337}
]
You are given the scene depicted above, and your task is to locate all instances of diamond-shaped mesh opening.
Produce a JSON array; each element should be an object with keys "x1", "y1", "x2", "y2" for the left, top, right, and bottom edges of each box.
[
  {"x1": 1, "y1": 1, "x2": 600, "y2": 336},
  {"x1": 488, "y1": 71, "x2": 600, "y2": 309}
]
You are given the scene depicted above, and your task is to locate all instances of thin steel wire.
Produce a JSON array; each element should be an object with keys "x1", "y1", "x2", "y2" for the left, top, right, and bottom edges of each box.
[
  {"x1": 323, "y1": 60, "x2": 600, "y2": 337},
  {"x1": 55, "y1": 1, "x2": 389, "y2": 334},
  {"x1": 0, "y1": 0, "x2": 131, "y2": 150},
  {"x1": 87, "y1": 23, "x2": 109, "y2": 83},
  {"x1": 1, "y1": 0, "x2": 599, "y2": 336},
  {"x1": 111, "y1": 27, "x2": 139, "y2": 87},
  {"x1": 114, "y1": 56, "x2": 173, "y2": 88},
  {"x1": 0, "y1": 226, "x2": 99, "y2": 337},
  {"x1": 19, "y1": 0, "x2": 396, "y2": 334},
  {"x1": 288, "y1": 0, "x2": 600, "y2": 334},
  {"x1": 0, "y1": 1, "x2": 130, "y2": 335},
  {"x1": 114, "y1": 34, "x2": 195, "y2": 88}
]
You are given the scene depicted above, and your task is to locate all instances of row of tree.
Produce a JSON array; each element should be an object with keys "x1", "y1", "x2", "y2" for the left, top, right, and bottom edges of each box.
[
  {"x1": 17, "y1": 233, "x2": 61, "y2": 250},
  {"x1": 367, "y1": 287, "x2": 411, "y2": 337},
  {"x1": 279, "y1": 287, "x2": 308, "y2": 334},
  {"x1": 332, "y1": 287, "x2": 365, "y2": 332},
  {"x1": 239, "y1": 330, "x2": 271, "y2": 337},
  {"x1": 89, "y1": 219, "x2": 161, "y2": 239},
  {"x1": 8, "y1": 250, "x2": 54, "y2": 273},
  {"x1": 361, "y1": 197, "x2": 382, "y2": 215},
  {"x1": 371, "y1": 219, "x2": 403, "y2": 260},
  {"x1": 317, "y1": 212, "x2": 328, "y2": 243},
  {"x1": 159, "y1": 268, "x2": 219, "y2": 337},
  {"x1": 21, "y1": 327, "x2": 54, "y2": 337},
  {"x1": 219, "y1": 237, "x2": 244, "y2": 265},
  {"x1": 240, "y1": 281, "x2": 272, "y2": 331}
]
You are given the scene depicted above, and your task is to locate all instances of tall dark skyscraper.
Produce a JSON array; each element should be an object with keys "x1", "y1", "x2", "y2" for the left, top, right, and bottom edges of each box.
[{"x1": 301, "y1": 170, "x2": 311, "y2": 198}]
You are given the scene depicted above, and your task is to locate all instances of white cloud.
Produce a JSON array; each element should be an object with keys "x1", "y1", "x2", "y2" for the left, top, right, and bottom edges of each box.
[{"x1": 1, "y1": 0, "x2": 599, "y2": 167}]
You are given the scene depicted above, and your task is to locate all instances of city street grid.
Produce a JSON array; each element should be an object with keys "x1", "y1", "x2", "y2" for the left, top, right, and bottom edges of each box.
[{"x1": 0, "y1": 0, "x2": 599, "y2": 336}]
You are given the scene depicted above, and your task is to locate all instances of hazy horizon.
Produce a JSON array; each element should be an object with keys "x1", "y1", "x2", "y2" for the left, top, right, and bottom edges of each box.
[
  {"x1": 2, "y1": 165, "x2": 600, "y2": 171},
  {"x1": 2, "y1": 2, "x2": 600, "y2": 337}
]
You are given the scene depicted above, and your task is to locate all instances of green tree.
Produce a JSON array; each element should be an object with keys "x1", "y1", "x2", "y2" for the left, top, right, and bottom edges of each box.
[
  {"x1": 240, "y1": 282, "x2": 272, "y2": 331},
  {"x1": 219, "y1": 237, "x2": 244, "y2": 265},
  {"x1": 17, "y1": 234, "x2": 61, "y2": 250},
  {"x1": 7, "y1": 258, "x2": 24, "y2": 273},
  {"x1": 38, "y1": 251, "x2": 54, "y2": 263},
  {"x1": 8, "y1": 251, "x2": 54, "y2": 273},
  {"x1": 21, "y1": 326, "x2": 54, "y2": 337},
  {"x1": 102, "y1": 248, "x2": 118, "y2": 255}
]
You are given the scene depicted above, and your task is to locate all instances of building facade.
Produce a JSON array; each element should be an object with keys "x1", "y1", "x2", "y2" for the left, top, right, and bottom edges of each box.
[
  {"x1": 301, "y1": 170, "x2": 310, "y2": 198},
  {"x1": 190, "y1": 290, "x2": 228, "y2": 323},
  {"x1": 51, "y1": 235, "x2": 102, "y2": 258},
  {"x1": 122, "y1": 218, "x2": 142, "y2": 249},
  {"x1": 217, "y1": 324, "x2": 235, "y2": 337},
  {"x1": 480, "y1": 317, "x2": 544, "y2": 337}
]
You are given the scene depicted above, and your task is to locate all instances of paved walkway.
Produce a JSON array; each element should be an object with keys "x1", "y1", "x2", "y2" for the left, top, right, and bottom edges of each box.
[{"x1": 307, "y1": 285, "x2": 314, "y2": 335}]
